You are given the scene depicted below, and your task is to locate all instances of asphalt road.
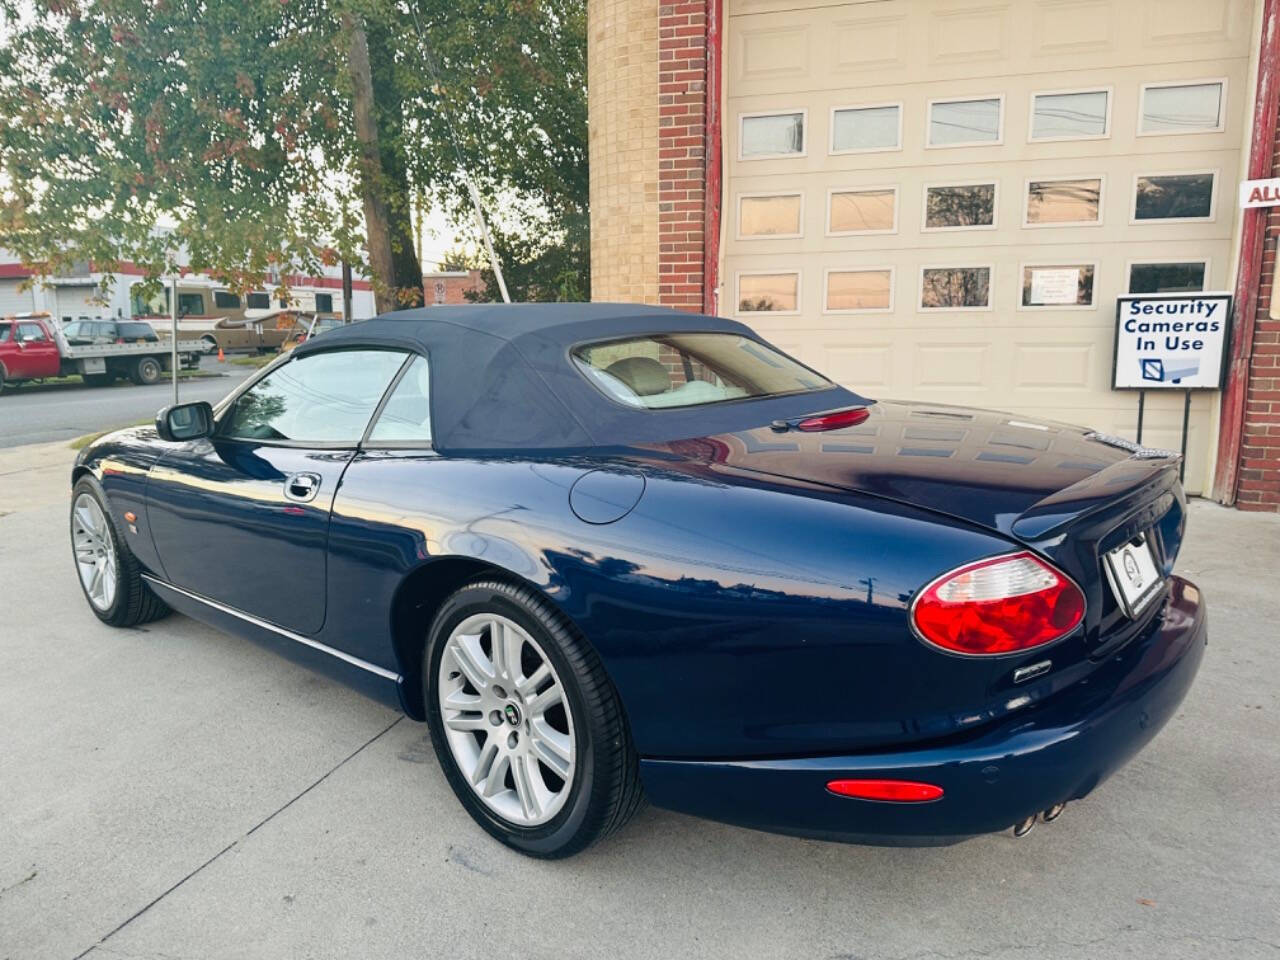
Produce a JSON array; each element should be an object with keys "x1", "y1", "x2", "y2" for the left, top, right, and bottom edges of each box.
[
  {"x1": 0, "y1": 443, "x2": 1277, "y2": 960},
  {"x1": 0, "y1": 363, "x2": 254, "y2": 449}
]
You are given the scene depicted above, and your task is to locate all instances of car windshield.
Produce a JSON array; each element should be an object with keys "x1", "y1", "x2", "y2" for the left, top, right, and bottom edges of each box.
[{"x1": 571, "y1": 333, "x2": 831, "y2": 409}]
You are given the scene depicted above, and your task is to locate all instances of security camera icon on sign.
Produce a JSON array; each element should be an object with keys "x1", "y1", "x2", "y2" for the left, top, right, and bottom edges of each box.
[{"x1": 1140, "y1": 357, "x2": 1200, "y2": 385}]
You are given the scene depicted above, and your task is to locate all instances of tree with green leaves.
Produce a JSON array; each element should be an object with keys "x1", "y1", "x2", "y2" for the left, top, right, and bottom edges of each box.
[{"x1": 0, "y1": 0, "x2": 587, "y2": 311}]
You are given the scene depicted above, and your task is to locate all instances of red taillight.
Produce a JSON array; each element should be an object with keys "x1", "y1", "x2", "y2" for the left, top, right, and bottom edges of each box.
[
  {"x1": 827, "y1": 779, "x2": 944, "y2": 802},
  {"x1": 911, "y1": 552, "x2": 1085, "y2": 655},
  {"x1": 796, "y1": 407, "x2": 870, "y2": 432}
]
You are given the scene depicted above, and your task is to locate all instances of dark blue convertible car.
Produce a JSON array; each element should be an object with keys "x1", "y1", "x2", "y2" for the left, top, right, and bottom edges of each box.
[{"x1": 70, "y1": 304, "x2": 1206, "y2": 857}]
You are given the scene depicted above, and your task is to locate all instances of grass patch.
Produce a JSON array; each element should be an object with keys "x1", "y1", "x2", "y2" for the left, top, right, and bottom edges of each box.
[
  {"x1": 70, "y1": 419, "x2": 152, "y2": 450},
  {"x1": 229, "y1": 353, "x2": 277, "y2": 368}
]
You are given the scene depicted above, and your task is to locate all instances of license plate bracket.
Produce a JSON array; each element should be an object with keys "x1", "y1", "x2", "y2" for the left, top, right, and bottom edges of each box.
[{"x1": 1102, "y1": 534, "x2": 1163, "y2": 618}]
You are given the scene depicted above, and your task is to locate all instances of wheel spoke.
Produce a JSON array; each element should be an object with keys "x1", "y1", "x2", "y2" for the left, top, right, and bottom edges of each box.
[
  {"x1": 74, "y1": 504, "x2": 96, "y2": 536},
  {"x1": 481, "y1": 751, "x2": 511, "y2": 799},
  {"x1": 101, "y1": 563, "x2": 116, "y2": 606},
  {"x1": 444, "y1": 687, "x2": 482, "y2": 711},
  {"x1": 491, "y1": 620, "x2": 524, "y2": 681},
  {"x1": 516, "y1": 662, "x2": 550, "y2": 698},
  {"x1": 449, "y1": 633, "x2": 494, "y2": 691},
  {"x1": 511, "y1": 754, "x2": 542, "y2": 819},
  {"x1": 470, "y1": 735, "x2": 499, "y2": 789},
  {"x1": 443, "y1": 712, "x2": 488, "y2": 733},
  {"x1": 527, "y1": 682, "x2": 563, "y2": 719},
  {"x1": 529, "y1": 719, "x2": 572, "y2": 780}
]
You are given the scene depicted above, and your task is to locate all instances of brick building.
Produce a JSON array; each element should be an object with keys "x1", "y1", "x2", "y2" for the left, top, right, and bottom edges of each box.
[
  {"x1": 588, "y1": 0, "x2": 1280, "y2": 510},
  {"x1": 422, "y1": 270, "x2": 485, "y2": 306}
]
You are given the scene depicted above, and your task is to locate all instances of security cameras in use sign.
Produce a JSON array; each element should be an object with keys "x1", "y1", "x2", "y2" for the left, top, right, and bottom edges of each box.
[{"x1": 1112, "y1": 293, "x2": 1231, "y2": 391}]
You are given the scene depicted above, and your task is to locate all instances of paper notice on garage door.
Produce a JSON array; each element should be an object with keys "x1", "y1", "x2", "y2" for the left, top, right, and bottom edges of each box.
[{"x1": 1029, "y1": 268, "x2": 1080, "y2": 305}]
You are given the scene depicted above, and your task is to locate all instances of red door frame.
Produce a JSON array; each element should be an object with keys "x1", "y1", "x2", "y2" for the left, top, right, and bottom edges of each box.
[
  {"x1": 1214, "y1": 0, "x2": 1280, "y2": 503},
  {"x1": 702, "y1": 0, "x2": 724, "y2": 317}
]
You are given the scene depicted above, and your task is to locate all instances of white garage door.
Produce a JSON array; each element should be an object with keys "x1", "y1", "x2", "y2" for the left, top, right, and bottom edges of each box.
[
  {"x1": 722, "y1": 0, "x2": 1255, "y2": 494},
  {"x1": 0, "y1": 278, "x2": 35, "y2": 316}
]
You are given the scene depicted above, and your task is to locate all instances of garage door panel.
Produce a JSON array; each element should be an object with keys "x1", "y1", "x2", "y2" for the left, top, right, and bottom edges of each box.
[
  {"x1": 729, "y1": 0, "x2": 1252, "y2": 99},
  {"x1": 0, "y1": 279, "x2": 35, "y2": 316},
  {"x1": 823, "y1": 343, "x2": 894, "y2": 389}
]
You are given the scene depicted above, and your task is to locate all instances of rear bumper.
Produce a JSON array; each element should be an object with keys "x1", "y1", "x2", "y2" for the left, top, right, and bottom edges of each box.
[{"x1": 639, "y1": 575, "x2": 1207, "y2": 845}]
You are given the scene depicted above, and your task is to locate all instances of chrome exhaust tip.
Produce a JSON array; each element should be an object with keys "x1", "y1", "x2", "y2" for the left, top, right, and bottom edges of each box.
[
  {"x1": 1012, "y1": 815, "x2": 1037, "y2": 838},
  {"x1": 1042, "y1": 803, "x2": 1066, "y2": 823}
]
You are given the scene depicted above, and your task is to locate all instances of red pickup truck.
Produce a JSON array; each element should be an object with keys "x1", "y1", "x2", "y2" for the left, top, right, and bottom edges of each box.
[{"x1": 0, "y1": 314, "x2": 202, "y2": 394}]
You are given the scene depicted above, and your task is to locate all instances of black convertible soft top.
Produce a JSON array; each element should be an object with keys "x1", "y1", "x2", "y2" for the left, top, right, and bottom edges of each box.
[{"x1": 295, "y1": 303, "x2": 867, "y2": 453}]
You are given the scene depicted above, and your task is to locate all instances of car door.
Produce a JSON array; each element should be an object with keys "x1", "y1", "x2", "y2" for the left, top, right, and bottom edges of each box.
[
  {"x1": 10, "y1": 321, "x2": 62, "y2": 378},
  {"x1": 145, "y1": 347, "x2": 411, "y2": 634}
]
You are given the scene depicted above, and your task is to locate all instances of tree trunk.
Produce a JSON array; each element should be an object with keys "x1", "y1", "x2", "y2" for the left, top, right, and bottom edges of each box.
[{"x1": 345, "y1": 14, "x2": 422, "y2": 313}]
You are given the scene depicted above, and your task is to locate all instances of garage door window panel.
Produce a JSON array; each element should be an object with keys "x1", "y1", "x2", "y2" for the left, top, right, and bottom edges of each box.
[
  {"x1": 740, "y1": 111, "x2": 806, "y2": 159},
  {"x1": 738, "y1": 194, "x2": 803, "y2": 239},
  {"x1": 1020, "y1": 264, "x2": 1096, "y2": 308},
  {"x1": 928, "y1": 96, "x2": 1003, "y2": 147},
  {"x1": 737, "y1": 272, "x2": 800, "y2": 314},
  {"x1": 1140, "y1": 80, "x2": 1226, "y2": 135},
  {"x1": 1024, "y1": 177, "x2": 1103, "y2": 226},
  {"x1": 1029, "y1": 89, "x2": 1110, "y2": 141},
  {"x1": 920, "y1": 267, "x2": 992, "y2": 311},
  {"x1": 824, "y1": 269, "x2": 894, "y2": 313},
  {"x1": 827, "y1": 187, "x2": 898, "y2": 235},
  {"x1": 1133, "y1": 172, "x2": 1216, "y2": 222},
  {"x1": 831, "y1": 104, "x2": 902, "y2": 154},
  {"x1": 1128, "y1": 262, "x2": 1208, "y2": 293},
  {"x1": 923, "y1": 183, "x2": 997, "y2": 230},
  {"x1": 220, "y1": 349, "x2": 409, "y2": 445}
]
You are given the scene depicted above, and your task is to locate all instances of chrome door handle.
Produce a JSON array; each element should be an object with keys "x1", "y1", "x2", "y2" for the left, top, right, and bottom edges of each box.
[{"x1": 284, "y1": 472, "x2": 321, "y2": 503}]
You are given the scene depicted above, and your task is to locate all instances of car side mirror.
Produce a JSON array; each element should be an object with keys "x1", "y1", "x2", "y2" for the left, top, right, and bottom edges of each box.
[{"x1": 155, "y1": 401, "x2": 214, "y2": 442}]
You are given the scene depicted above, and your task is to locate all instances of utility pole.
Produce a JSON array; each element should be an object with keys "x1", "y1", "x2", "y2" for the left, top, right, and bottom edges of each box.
[{"x1": 170, "y1": 276, "x2": 178, "y2": 405}]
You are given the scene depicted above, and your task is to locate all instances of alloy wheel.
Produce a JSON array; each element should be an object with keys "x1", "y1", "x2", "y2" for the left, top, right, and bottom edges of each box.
[
  {"x1": 436, "y1": 612, "x2": 576, "y2": 826},
  {"x1": 72, "y1": 493, "x2": 117, "y2": 611}
]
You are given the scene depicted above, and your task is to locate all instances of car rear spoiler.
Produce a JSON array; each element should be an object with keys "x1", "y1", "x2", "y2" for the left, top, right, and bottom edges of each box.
[{"x1": 1011, "y1": 455, "x2": 1182, "y2": 541}]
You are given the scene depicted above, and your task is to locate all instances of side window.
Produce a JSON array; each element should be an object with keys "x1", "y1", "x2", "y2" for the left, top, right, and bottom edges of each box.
[
  {"x1": 368, "y1": 356, "x2": 432, "y2": 444},
  {"x1": 17, "y1": 322, "x2": 48, "y2": 342},
  {"x1": 246, "y1": 292, "x2": 271, "y2": 309},
  {"x1": 314, "y1": 293, "x2": 334, "y2": 312},
  {"x1": 178, "y1": 292, "x2": 206, "y2": 315},
  {"x1": 221, "y1": 350, "x2": 407, "y2": 444},
  {"x1": 214, "y1": 291, "x2": 241, "y2": 309},
  {"x1": 0, "y1": 324, "x2": 11, "y2": 342}
]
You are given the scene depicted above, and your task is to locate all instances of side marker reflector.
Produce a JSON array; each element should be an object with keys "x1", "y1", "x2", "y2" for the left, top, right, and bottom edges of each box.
[{"x1": 826, "y1": 778, "x2": 944, "y2": 802}]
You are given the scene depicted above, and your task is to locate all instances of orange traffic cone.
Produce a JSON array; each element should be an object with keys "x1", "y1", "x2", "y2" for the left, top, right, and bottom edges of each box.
[{"x1": 217, "y1": 347, "x2": 225, "y2": 362}]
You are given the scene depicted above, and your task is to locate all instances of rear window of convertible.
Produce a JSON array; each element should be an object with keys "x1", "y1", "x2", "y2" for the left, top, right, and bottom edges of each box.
[{"x1": 571, "y1": 333, "x2": 831, "y2": 409}]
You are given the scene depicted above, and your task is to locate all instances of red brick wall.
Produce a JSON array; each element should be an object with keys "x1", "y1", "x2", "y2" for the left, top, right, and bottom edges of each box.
[
  {"x1": 658, "y1": 1, "x2": 708, "y2": 312},
  {"x1": 1239, "y1": 207, "x2": 1280, "y2": 510},
  {"x1": 422, "y1": 271, "x2": 484, "y2": 306}
]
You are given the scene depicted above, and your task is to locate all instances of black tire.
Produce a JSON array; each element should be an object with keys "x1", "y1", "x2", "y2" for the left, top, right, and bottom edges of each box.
[
  {"x1": 424, "y1": 579, "x2": 643, "y2": 858},
  {"x1": 0, "y1": 363, "x2": 6, "y2": 395},
  {"x1": 70, "y1": 476, "x2": 170, "y2": 627},
  {"x1": 132, "y1": 356, "x2": 163, "y2": 385},
  {"x1": 82, "y1": 373, "x2": 112, "y2": 388}
]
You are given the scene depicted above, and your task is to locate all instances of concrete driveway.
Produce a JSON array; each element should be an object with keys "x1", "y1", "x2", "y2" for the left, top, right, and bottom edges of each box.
[{"x1": 1, "y1": 441, "x2": 1277, "y2": 960}]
